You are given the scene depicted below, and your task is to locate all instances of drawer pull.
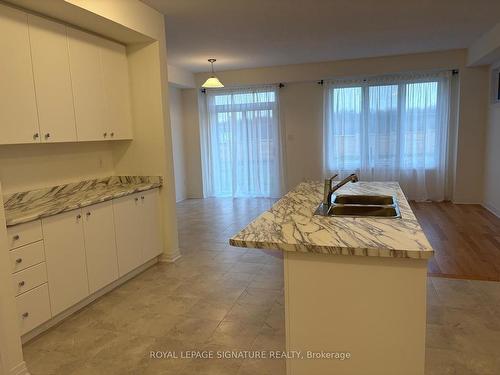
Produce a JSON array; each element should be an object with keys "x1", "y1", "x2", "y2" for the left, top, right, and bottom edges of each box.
[
  {"x1": 13, "y1": 234, "x2": 20, "y2": 240},
  {"x1": 86, "y1": 212, "x2": 91, "y2": 217},
  {"x1": 22, "y1": 312, "x2": 29, "y2": 318},
  {"x1": 16, "y1": 258, "x2": 23, "y2": 264},
  {"x1": 141, "y1": 196, "x2": 145, "y2": 200},
  {"x1": 76, "y1": 214, "x2": 82, "y2": 219},
  {"x1": 134, "y1": 197, "x2": 139, "y2": 202},
  {"x1": 18, "y1": 281, "x2": 25, "y2": 287}
]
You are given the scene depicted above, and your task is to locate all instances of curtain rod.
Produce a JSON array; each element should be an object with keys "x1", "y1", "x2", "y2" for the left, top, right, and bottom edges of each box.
[
  {"x1": 200, "y1": 82, "x2": 285, "y2": 94},
  {"x1": 199, "y1": 69, "x2": 459, "y2": 92},
  {"x1": 317, "y1": 69, "x2": 459, "y2": 85}
]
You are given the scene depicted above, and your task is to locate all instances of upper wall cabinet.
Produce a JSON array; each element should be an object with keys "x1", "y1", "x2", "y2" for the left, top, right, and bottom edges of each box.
[
  {"x1": 0, "y1": 4, "x2": 39, "y2": 145},
  {"x1": 28, "y1": 15, "x2": 77, "y2": 143},
  {"x1": 100, "y1": 38, "x2": 133, "y2": 140},
  {"x1": 0, "y1": 4, "x2": 133, "y2": 145},
  {"x1": 67, "y1": 27, "x2": 108, "y2": 142}
]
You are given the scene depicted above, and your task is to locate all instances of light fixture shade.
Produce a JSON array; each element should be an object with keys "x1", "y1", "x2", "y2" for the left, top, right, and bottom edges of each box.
[{"x1": 202, "y1": 76, "x2": 224, "y2": 88}]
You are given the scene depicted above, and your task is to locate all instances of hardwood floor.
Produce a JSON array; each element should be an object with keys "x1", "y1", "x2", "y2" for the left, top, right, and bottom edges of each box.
[{"x1": 411, "y1": 202, "x2": 500, "y2": 281}]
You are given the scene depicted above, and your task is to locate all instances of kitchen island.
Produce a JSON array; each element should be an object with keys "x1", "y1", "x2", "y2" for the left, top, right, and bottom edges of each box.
[{"x1": 230, "y1": 181, "x2": 433, "y2": 375}]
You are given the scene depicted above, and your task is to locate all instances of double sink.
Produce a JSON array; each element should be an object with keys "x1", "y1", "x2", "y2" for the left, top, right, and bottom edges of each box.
[{"x1": 315, "y1": 194, "x2": 401, "y2": 218}]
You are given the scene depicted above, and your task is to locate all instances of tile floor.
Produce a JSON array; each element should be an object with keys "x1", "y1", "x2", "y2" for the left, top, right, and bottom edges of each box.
[{"x1": 24, "y1": 198, "x2": 500, "y2": 374}]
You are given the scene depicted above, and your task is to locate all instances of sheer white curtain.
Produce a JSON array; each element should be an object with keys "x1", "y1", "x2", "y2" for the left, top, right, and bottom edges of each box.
[
  {"x1": 199, "y1": 85, "x2": 285, "y2": 198},
  {"x1": 323, "y1": 72, "x2": 452, "y2": 201}
]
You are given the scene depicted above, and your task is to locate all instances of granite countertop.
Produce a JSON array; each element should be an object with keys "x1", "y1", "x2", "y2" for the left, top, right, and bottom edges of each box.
[
  {"x1": 3, "y1": 176, "x2": 162, "y2": 227},
  {"x1": 229, "y1": 181, "x2": 434, "y2": 259}
]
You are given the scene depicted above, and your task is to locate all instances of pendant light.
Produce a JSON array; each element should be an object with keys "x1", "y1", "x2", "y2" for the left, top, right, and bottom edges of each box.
[{"x1": 202, "y1": 58, "x2": 224, "y2": 88}]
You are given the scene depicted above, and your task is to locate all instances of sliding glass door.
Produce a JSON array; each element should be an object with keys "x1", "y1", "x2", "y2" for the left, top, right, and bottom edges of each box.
[{"x1": 199, "y1": 86, "x2": 284, "y2": 198}]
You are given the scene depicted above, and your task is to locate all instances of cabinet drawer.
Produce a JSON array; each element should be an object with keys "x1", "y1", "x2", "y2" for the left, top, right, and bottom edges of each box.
[
  {"x1": 7, "y1": 220, "x2": 43, "y2": 250},
  {"x1": 16, "y1": 283, "x2": 51, "y2": 335},
  {"x1": 10, "y1": 241, "x2": 45, "y2": 273},
  {"x1": 12, "y1": 262, "x2": 47, "y2": 296}
]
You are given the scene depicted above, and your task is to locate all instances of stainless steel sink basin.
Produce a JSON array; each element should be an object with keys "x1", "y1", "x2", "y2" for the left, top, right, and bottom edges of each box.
[
  {"x1": 328, "y1": 205, "x2": 399, "y2": 218},
  {"x1": 332, "y1": 194, "x2": 395, "y2": 206},
  {"x1": 314, "y1": 194, "x2": 401, "y2": 218}
]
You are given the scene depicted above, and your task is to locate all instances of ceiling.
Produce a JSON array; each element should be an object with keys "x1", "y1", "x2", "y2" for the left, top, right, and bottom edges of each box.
[{"x1": 142, "y1": 0, "x2": 500, "y2": 73}]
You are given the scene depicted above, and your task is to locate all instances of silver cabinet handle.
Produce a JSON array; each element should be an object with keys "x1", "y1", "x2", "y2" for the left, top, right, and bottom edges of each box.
[
  {"x1": 22, "y1": 312, "x2": 29, "y2": 318},
  {"x1": 18, "y1": 281, "x2": 25, "y2": 287},
  {"x1": 16, "y1": 258, "x2": 22, "y2": 264},
  {"x1": 13, "y1": 234, "x2": 20, "y2": 240}
]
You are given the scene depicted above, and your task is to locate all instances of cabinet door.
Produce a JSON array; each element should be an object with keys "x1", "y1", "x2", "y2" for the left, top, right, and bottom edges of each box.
[
  {"x1": 0, "y1": 4, "x2": 39, "y2": 145},
  {"x1": 140, "y1": 189, "x2": 163, "y2": 261},
  {"x1": 82, "y1": 201, "x2": 119, "y2": 293},
  {"x1": 100, "y1": 38, "x2": 133, "y2": 140},
  {"x1": 28, "y1": 14, "x2": 77, "y2": 143},
  {"x1": 113, "y1": 194, "x2": 142, "y2": 276},
  {"x1": 42, "y1": 210, "x2": 89, "y2": 316},
  {"x1": 67, "y1": 27, "x2": 107, "y2": 142}
]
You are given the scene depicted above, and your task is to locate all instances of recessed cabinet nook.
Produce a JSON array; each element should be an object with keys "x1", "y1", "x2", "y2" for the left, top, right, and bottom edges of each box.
[
  {"x1": 0, "y1": 3, "x2": 133, "y2": 145},
  {"x1": 0, "y1": 3, "x2": 158, "y2": 342}
]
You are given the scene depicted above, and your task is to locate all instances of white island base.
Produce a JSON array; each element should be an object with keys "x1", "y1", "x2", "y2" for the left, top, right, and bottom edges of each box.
[{"x1": 284, "y1": 252, "x2": 428, "y2": 375}]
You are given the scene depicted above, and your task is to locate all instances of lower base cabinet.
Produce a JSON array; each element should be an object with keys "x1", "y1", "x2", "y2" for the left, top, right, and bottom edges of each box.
[
  {"x1": 42, "y1": 210, "x2": 89, "y2": 316},
  {"x1": 16, "y1": 283, "x2": 51, "y2": 335},
  {"x1": 9, "y1": 187, "x2": 162, "y2": 336},
  {"x1": 113, "y1": 189, "x2": 162, "y2": 276},
  {"x1": 141, "y1": 189, "x2": 162, "y2": 261},
  {"x1": 113, "y1": 194, "x2": 143, "y2": 276},
  {"x1": 82, "y1": 201, "x2": 119, "y2": 293}
]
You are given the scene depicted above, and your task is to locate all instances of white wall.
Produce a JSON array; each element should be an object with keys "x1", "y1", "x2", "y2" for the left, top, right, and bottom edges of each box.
[
  {"x1": 169, "y1": 85, "x2": 187, "y2": 201},
  {"x1": 483, "y1": 64, "x2": 500, "y2": 216},
  {"x1": 182, "y1": 49, "x2": 490, "y2": 202},
  {"x1": 181, "y1": 89, "x2": 204, "y2": 198},
  {"x1": 0, "y1": 143, "x2": 115, "y2": 195}
]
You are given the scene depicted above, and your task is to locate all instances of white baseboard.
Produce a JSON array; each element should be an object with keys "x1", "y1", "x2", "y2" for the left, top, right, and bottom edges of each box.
[
  {"x1": 21, "y1": 258, "x2": 158, "y2": 344},
  {"x1": 159, "y1": 249, "x2": 181, "y2": 263},
  {"x1": 482, "y1": 203, "x2": 500, "y2": 218},
  {"x1": 9, "y1": 361, "x2": 29, "y2": 375}
]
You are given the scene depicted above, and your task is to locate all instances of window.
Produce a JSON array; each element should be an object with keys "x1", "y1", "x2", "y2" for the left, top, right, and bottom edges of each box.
[
  {"x1": 199, "y1": 86, "x2": 284, "y2": 198},
  {"x1": 324, "y1": 72, "x2": 452, "y2": 201}
]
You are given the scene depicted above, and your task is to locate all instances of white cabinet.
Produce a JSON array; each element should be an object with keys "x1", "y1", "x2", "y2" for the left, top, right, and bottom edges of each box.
[
  {"x1": 100, "y1": 38, "x2": 133, "y2": 140},
  {"x1": 42, "y1": 210, "x2": 89, "y2": 316},
  {"x1": 67, "y1": 26, "x2": 133, "y2": 142},
  {"x1": 0, "y1": 4, "x2": 39, "y2": 145},
  {"x1": 113, "y1": 189, "x2": 162, "y2": 276},
  {"x1": 82, "y1": 201, "x2": 119, "y2": 293},
  {"x1": 67, "y1": 27, "x2": 107, "y2": 142},
  {"x1": 113, "y1": 194, "x2": 143, "y2": 276},
  {"x1": 0, "y1": 3, "x2": 133, "y2": 145},
  {"x1": 140, "y1": 189, "x2": 163, "y2": 261},
  {"x1": 8, "y1": 188, "x2": 161, "y2": 336},
  {"x1": 16, "y1": 284, "x2": 51, "y2": 335},
  {"x1": 28, "y1": 14, "x2": 77, "y2": 143}
]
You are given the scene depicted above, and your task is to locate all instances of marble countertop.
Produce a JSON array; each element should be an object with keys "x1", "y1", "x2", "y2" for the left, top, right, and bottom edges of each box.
[
  {"x1": 3, "y1": 176, "x2": 162, "y2": 227},
  {"x1": 229, "y1": 181, "x2": 434, "y2": 259}
]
